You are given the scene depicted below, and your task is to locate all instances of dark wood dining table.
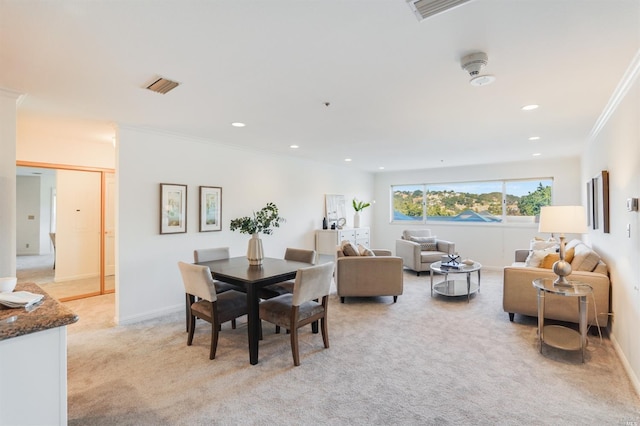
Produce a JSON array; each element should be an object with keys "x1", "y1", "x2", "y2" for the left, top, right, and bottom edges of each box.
[{"x1": 195, "y1": 256, "x2": 314, "y2": 365}]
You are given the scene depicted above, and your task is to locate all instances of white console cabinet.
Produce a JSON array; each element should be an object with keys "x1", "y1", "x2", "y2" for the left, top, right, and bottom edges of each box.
[{"x1": 315, "y1": 227, "x2": 370, "y2": 255}]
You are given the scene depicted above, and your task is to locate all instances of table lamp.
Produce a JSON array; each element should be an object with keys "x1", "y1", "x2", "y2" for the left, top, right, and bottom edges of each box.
[{"x1": 538, "y1": 205, "x2": 587, "y2": 287}]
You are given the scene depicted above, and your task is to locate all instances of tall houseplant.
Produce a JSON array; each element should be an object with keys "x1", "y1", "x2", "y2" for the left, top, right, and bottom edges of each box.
[
  {"x1": 352, "y1": 198, "x2": 370, "y2": 228},
  {"x1": 230, "y1": 202, "x2": 285, "y2": 265}
]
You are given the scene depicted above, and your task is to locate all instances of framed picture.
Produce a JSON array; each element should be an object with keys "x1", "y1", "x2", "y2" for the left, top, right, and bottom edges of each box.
[
  {"x1": 199, "y1": 186, "x2": 222, "y2": 232},
  {"x1": 590, "y1": 170, "x2": 610, "y2": 233},
  {"x1": 160, "y1": 183, "x2": 187, "y2": 234},
  {"x1": 585, "y1": 180, "x2": 593, "y2": 227}
]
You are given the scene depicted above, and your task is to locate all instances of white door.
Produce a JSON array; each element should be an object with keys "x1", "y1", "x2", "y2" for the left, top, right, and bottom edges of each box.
[{"x1": 105, "y1": 173, "x2": 116, "y2": 277}]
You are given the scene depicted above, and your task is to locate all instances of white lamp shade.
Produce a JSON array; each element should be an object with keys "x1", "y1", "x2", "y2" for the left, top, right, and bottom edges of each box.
[{"x1": 538, "y1": 205, "x2": 587, "y2": 234}]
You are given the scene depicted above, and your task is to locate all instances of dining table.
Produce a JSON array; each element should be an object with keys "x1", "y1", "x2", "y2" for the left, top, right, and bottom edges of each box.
[{"x1": 195, "y1": 256, "x2": 315, "y2": 365}]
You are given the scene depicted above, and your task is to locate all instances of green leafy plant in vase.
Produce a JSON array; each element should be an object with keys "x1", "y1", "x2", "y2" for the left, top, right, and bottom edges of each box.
[
  {"x1": 352, "y1": 198, "x2": 370, "y2": 228},
  {"x1": 230, "y1": 202, "x2": 285, "y2": 265}
]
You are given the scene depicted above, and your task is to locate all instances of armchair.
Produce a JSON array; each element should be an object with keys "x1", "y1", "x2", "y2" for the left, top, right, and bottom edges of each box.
[
  {"x1": 395, "y1": 229, "x2": 455, "y2": 276},
  {"x1": 335, "y1": 245, "x2": 403, "y2": 303}
]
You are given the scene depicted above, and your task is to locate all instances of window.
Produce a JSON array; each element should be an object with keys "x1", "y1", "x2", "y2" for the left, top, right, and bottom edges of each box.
[{"x1": 391, "y1": 179, "x2": 552, "y2": 224}]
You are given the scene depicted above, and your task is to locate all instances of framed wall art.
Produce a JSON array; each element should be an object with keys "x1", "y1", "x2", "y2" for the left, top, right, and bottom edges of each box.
[
  {"x1": 199, "y1": 186, "x2": 222, "y2": 232},
  {"x1": 590, "y1": 170, "x2": 610, "y2": 233},
  {"x1": 160, "y1": 183, "x2": 187, "y2": 234}
]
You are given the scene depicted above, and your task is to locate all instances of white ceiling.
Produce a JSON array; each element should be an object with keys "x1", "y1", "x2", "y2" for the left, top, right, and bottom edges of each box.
[{"x1": 2, "y1": 0, "x2": 639, "y2": 172}]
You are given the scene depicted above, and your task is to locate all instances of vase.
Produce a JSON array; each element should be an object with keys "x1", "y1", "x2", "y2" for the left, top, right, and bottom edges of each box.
[
  {"x1": 354, "y1": 212, "x2": 360, "y2": 228},
  {"x1": 247, "y1": 233, "x2": 264, "y2": 266}
]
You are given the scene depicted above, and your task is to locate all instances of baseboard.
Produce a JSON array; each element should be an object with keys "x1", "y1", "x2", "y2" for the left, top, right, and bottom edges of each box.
[
  {"x1": 117, "y1": 303, "x2": 182, "y2": 326},
  {"x1": 610, "y1": 331, "x2": 640, "y2": 398},
  {"x1": 54, "y1": 272, "x2": 99, "y2": 282}
]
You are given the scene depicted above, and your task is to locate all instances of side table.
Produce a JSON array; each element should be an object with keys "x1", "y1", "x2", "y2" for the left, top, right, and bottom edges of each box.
[{"x1": 532, "y1": 278, "x2": 593, "y2": 363}]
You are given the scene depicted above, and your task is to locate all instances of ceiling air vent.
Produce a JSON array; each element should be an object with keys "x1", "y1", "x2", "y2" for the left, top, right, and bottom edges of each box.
[
  {"x1": 145, "y1": 77, "x2": 180, "y2": 94},
  {"x1": 406, "y1": 0, "x2": 474, "y2": 21}
]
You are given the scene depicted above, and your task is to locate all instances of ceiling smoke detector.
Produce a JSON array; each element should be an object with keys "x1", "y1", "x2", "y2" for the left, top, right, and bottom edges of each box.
[{"x1": 460, "y1": 52, "x2": 495, "y2": 86}]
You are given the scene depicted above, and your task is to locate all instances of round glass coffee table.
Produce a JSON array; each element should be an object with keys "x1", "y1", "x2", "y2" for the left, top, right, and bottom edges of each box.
[{"x1": 430, "y1": 261, "x2": 482, "y2": 302}]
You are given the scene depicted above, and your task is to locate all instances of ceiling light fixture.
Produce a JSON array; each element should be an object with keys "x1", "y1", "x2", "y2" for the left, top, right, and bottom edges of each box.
[
  {"x1": 528, "y1": 136, "x2": 540, "y2": 141},
  {"x1": 231, "y1": 122, "x2": 246, "y2": 127},
  {"x1": 522, "y1": 104, "x2": 539, "y2": 111},
  {"x1": 407, "y1": 0, "x2": 475, "y2": 21},
  {"x1": 344, "y1": 158, "x2": 352, "y2": 162},
  {"x1": 379, "y1": 166, "x2": 385, "y2": 170},
  {"x1": 290, "y1": 145, "x2": 299, "y2": 149},
  {"x1": 533, "y1": 153, "x2": 541, "y2": 157}
]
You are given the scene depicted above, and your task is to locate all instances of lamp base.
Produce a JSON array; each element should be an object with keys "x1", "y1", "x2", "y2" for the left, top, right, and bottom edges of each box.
[{"x1": 552, "y1": 259, "x2": 573, "y2": 287}]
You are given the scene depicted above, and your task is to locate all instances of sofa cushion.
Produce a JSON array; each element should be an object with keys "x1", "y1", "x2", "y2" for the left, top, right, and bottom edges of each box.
[
  {"x1": 358, "y1": 244, "x2": 375, "y2": 256},
  {"x1": 421, "y1": 251, "x2": 447, "y2": 263},
  {"x1": 409, "y1": 236, "x2": 437, "y2": 251},
  {"x1": 571, "y1": 243, "x2": 601, "y2": 272},
  {"x1": 592, "y1": 260, "x2": 608, "y2": 275},
  {"x1": 341, "y1": 241, "x2": 360, "y2": 257},
  {"x1": 402, "y1": 229, "x2": 431, "y2": 240},
  {"x1": 524, "y1": 248, "x2": 556, "y2": 267}
]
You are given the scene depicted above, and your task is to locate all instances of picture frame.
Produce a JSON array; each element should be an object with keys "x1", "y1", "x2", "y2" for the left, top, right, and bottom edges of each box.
[
  {"x1": 199, "y1": 186, "x2": 222, "y2": 232},
  {"x1": 160, "y1": 183, "x2": 187, "y2": 234},
  {"x1": 590, "y1": 170, "x2": 610, "y2": 233},
  {"x1": 585, "y1": 180, "x2": 593, "y2": 227}
]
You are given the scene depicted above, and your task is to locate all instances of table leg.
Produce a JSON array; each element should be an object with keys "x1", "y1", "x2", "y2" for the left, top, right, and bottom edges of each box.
[
  {"x1": 579, "y1": 295, "x2": 587, "y2": 363},
  {"x1": 466, "y1": 272, "x2": 471, "y2": 303},
  {"x1": 246, "y1": 286, "x2": 260, "y2": 365},
  {"x1": 537, "y1": 289, "x2": 545, "y2": 353},
  {"x1": 477, "y1": 269, "x2": 481, "y2": 292},
  {"x1": 430, "y1": 270, "x2": 433, "y2": 296}
]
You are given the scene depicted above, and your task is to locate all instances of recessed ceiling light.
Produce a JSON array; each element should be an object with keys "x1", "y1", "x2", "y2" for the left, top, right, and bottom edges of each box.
[
  {"x1": 532, "y1": 153, "x2": 541, "y2": 157},
  {"x1": 528, "y1": 136, "x2": 540, "y2": 141},
  {"x1": 290, "y1": 145, "x2": 299, "y2": 149},
  {"x1": 344, "y1": 158, "x2": 352, "y2": 162},
  {"x1": 231, "y1": 122, "x2": 246, "y2": 127},
  {"x1": 378, "y1": 166, "x2": 385, "y2": 170},
  {"x1": 521, "y1": 104, "x2": 539, "y2": 111}
]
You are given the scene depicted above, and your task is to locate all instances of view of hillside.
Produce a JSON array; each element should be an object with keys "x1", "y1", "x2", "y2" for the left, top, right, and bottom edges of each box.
[{"x1": 393, "y1": 183, "x2": 551, "y2": 219}]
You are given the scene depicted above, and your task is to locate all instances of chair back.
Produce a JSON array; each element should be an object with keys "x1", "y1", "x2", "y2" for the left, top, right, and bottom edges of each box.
[
  {"x1": 178, "y1": 262, "x2": 217, "y2": 302},
  {"x1": 194, "y1": 247, "x2": 230, "y2": 263},
  {"x1": 292, "y1": 262, "x2": 334, "y2": 306},
  {"x1": 284, "y1": 248, "x2": 316, "y2": 264},
  {"x1": 402, "y1": 229, "x2": 431, "y2": 240}
]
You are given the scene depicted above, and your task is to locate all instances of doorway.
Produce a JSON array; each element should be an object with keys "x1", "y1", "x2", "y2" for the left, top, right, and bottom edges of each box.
[{"x1": 16, "y1": 162, "x2": 115, "y2": 301}]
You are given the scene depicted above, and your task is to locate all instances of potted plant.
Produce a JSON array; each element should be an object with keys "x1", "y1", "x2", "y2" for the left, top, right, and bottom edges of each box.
[
  {"x1": 230, "y1": 202, "x2": 285, "y2": 265},
  {"x1": 352, "y1": 198, "x2": 370, "y2": 228}
]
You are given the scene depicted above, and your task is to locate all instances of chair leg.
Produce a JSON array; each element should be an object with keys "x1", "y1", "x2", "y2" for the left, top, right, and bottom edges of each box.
[
  {"x1": 393, "y1": 295, "x2": 398, "y2": 303},
  {"x1": 275, "y1": 325, "x2": 281, "y2": 334},
  {"x1": 321, "y1": 316, "x2": 329, "y2": 349},
  {"x1": 187, "y1": 315, "x2": 196, "y2": 346},
  {"x1": 231, "y1": 319, "x2": 236, "y2": 329},
  {"x1": 290, "y1": 326, "x2": 300, "y2": 366},
  {"x1": 210, "y1": 321, "x2": 220, "y2": 360}
]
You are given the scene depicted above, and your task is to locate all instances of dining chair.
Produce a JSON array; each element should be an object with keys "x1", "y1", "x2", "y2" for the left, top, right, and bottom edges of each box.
[
  {"x1": 178, "y1": 262, "x2": 247, "y2": 360},
  {"x1": 259, "y1": 248, "x2": 316, "y2": 333},
  {"x1": 191, "y1": 247, "x2": 239, "y2": 331},
  {"x1": 258, "y1": 261, "x2": 334, "y2": 366}
]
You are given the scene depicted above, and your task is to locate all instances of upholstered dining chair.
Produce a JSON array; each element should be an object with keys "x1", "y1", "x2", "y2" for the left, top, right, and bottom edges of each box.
[
  {"x1": 178, "y1": 262, "x2": 247, "y2": 360},
  {"x1": 259, "y1": 248, "x2": 317, "y2": 334},
  {"x1": 191, "y1": 247, "x2": 239, "y2": 331},
  {"x1": 259, "y1": 261, "x2": 334, "y2": 366}
]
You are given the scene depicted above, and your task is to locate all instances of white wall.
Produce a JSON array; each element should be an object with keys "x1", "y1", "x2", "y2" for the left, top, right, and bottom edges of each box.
[
  {"x1": 0, "y1": 89, "x2": 19, "y2": 277},
  {"x1": 16, "y1": 176, "x2": 40, "y2": 255},
  {"x1": 116, "y1": 126, "x2": 374, "y2": 324},
  {"x1": 583, "y1": 66, "x2": 640, "y2": 390},
  {"x1": 372, "y1": 157, "x2": 582, "y2": 268}
]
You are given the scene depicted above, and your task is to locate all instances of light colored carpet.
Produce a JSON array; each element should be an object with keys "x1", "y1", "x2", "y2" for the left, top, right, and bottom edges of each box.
[{"x1": 64, "y1": 270, "x2": 640, "y2": 425}]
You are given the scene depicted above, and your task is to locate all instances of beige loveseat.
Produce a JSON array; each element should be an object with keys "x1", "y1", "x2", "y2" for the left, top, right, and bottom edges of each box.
[
  {"x1": 395, "y1": 229, "x2": 455, "y2": 276},
  {"x1": 503, "y1": 239, "x2": 610, "y2": 326},
  {"x1": 335, "y1": 243, "x2": 403, "y2": 303}
]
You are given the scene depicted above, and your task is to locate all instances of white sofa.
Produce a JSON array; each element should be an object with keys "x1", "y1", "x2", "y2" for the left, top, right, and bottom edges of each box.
[{"x1": 395, "y1": 229, "x2": 455, "y2": 276}]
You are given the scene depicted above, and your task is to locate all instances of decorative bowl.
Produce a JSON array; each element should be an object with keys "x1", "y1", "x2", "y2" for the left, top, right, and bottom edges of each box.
[{"x1": 0, "y1": 277, "x2": 17, "y2": 293}]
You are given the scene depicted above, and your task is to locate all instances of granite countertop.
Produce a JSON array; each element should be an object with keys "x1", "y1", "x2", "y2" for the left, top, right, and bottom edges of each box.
[{"x1": 0, "y1": 282, "x2": 79, "y2": 341}]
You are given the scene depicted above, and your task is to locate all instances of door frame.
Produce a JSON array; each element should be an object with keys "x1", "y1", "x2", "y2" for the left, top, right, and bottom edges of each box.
[{"x1": 17, "y1": 160, "x2": 115, "y2": 300}]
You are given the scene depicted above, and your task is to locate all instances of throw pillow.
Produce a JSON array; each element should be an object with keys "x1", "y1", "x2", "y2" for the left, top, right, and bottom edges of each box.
[
  {"x1": 571, "y1": 243, "x2": 601, "y2": 272},
  {"x1": 540, "y1": 247, "x2": 575, "y2": 269},
  {"x1": 524, "y1": 248, "x2": 556, "y2": 268},
  {"x1": 409, "y1": 236, "x2": 437, "y2": 251},
  {"x1": 358, "y1": 244, "x2": 375, "y2": 256},
  {"x1": 341, "y1": 240, "x2": 360, "y2": 257}
]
